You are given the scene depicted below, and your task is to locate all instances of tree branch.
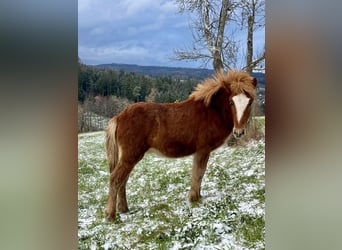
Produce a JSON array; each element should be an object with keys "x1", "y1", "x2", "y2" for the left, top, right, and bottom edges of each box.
[
  {"x1": 242, "y1": 51, "x2": 265, "y2": 71},
  {"x1": 251, "y1": 51, "x2": 265, "y2": 68},
  {"x1": 171, "y1": 49, "x2": 212, "y2": 61}
]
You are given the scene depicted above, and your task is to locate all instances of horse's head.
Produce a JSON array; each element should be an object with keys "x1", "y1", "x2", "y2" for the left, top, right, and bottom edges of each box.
[
  {"x1": 227, "y1": 73, "x2": 257, "y2": 139},
  {"x1": 189, "y1": 70, "x2": 258, "y2": 139}
]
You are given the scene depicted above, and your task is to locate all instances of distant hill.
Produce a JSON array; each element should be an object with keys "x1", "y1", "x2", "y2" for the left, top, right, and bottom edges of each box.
[
  {"x1": 94, "y1": 63, "x2": 264, "y2": 88},
  {"x1": 95, "y1": 63, "x2": 214, "y2": 80}
]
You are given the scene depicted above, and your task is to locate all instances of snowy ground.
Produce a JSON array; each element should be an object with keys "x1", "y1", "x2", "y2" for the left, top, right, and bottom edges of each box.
[{"x1": 78, "y1": 124, "x2": 265, "y2": 249}]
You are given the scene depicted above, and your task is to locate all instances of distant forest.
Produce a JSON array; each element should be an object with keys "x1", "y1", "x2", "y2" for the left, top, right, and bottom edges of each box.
[
  {"x1": 78, "y1": 61, "x2": 265, "y2": 132},
  {"x1": 78, "y1": 63, "x2": 200, "y2": 104}
]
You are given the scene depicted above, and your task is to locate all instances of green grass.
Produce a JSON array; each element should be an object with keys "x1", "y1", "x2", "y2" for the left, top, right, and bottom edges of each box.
[{"x1": 78, "y1": 118, "x2": 265, "y2": 249}]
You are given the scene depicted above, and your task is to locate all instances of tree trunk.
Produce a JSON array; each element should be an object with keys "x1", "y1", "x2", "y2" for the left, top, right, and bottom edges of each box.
[
  {"x1": 213, "y1": 51, "x2": 224, "y2": 72},
  {"x1": 212, "y1": 0, "x2": 229, "y2": 72},
  {"x1": 246, "y1": 15, "x2": 254, "y2": 75}
]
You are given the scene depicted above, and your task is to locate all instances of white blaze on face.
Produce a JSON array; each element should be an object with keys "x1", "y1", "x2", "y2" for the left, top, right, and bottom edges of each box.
[{"x1": 232, "y1": 93, "x2": 250, "y2": 123}]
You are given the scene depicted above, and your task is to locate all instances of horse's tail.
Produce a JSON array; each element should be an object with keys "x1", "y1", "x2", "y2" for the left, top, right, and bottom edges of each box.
[{"x1": 105, "y1": 117, "x2": 119, "y2": 173}]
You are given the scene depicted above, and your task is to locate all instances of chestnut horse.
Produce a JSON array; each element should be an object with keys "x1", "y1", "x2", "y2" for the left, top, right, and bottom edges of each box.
[{"x1": 105, "y1": 70, "x2": 257, "y2": 221}]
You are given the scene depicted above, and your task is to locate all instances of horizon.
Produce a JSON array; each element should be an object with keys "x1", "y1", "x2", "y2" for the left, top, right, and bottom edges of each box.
[{"x1": 81, "y1": 61, "x2": 266, "y2": 74}]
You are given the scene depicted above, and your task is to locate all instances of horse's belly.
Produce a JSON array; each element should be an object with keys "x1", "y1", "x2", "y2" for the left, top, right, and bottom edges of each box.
[{"x1": 148, "y1": 143, "x2": 195, "y2": 158}]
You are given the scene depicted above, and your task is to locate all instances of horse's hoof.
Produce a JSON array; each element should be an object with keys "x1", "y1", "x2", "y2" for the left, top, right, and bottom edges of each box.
[
  {"x1": 104, "y1": 208, "x2": 116, "y2": 222},
  {"x1": 105, "y1": 216, "x2": 116, "y2": 223},
  {"x1": 188, "y1": 190, "x2": 201, "y2": 202},
  {"x1": 117, "y1": 204, "x2": 129, "y2": 213},
  {"x1": 104, "y1": 214, "x2": 116, "y2": 222},
  {"x1": 118, "y1": 207, "x2": 129, "y2": 213}
]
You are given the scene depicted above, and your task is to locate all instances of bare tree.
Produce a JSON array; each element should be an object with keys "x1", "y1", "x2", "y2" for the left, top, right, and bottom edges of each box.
[
  {"x1": 174, "y1": 0, "x2": 236, "y2": 72},
  {"x1": 173, "y1": 0, "x2": 265, "y2": 73}
]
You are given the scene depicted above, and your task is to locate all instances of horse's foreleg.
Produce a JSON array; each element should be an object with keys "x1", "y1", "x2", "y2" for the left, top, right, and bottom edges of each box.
[{"x1": 189, "y1": 151, "x2": 210, "y2": 202}]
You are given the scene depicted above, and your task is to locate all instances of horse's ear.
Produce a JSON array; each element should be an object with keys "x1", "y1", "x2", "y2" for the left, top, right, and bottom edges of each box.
[{"x1": 252, "y1": 77, "x2": 257, "y2": 87}]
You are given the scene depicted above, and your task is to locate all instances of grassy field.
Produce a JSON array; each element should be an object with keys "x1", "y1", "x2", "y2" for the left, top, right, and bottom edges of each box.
[{"x1": 78, "y1": 118, "x2": 265, "y2": 249}]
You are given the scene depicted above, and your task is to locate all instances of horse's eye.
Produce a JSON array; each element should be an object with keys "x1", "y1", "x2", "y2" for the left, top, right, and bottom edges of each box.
[{"x1": 229, "y1": 101, "x2": 234, "y2": 106}]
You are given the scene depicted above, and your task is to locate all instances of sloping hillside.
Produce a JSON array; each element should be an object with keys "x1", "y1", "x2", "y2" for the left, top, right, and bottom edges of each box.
[{"x1": 78, "y1": 118, "x2": 265, "y2": 249}]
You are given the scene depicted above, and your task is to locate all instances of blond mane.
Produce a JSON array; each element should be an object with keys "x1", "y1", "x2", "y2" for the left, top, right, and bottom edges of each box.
[{"x1": 189, "y1": 70, "x2": 257, "y2": 106}]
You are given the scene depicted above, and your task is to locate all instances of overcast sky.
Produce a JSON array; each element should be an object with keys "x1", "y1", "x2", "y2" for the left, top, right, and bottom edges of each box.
[{"x1": 78, "y1": 0, "x2": 265, "y2": 69}]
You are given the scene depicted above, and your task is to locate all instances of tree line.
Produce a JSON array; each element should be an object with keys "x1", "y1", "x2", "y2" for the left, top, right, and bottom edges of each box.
[{"x1": 78, "y1": 62, "x2": 199, "y2": 105}]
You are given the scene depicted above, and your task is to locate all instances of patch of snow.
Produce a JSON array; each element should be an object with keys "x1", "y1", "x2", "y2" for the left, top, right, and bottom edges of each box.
[{"x1": 78, "y1": 131, "x2": 265, "y2": 249}]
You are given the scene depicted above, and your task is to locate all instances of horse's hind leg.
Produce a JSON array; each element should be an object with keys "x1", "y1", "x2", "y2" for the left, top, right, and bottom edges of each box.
[
  {"x1": 117, "y1": 176, "x2": 129, "y2": 212},
  {"x1": 189, "y1": 151, "x2": 210, "y2": 202},
  {"x1": 105, "y1": 150, "x2": 145, "y2": 221},
  {"x1": 105, "y1": 160, "x2": 135, "y2": 221}
]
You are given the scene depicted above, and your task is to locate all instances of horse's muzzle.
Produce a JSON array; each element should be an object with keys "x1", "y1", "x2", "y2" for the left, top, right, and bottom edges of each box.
[{"x1": 233, "y1": 128, "x2": 245, "y2": 139}]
